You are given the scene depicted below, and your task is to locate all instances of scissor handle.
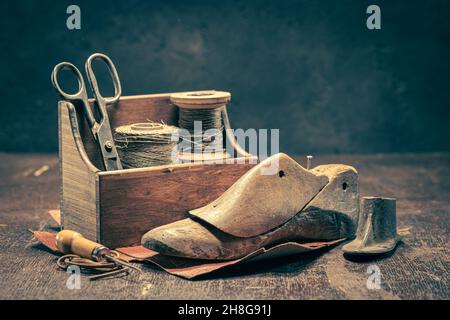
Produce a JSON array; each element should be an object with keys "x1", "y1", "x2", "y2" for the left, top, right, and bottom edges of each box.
[
  {"x1": 85, "y1": 53, "x2": 122, "y2": 108},
  {"x1": 51, "y1": 62, "x2": 96, "y2": 128},
  {"x1": 51, "y1": 62, "x2": 85, "y2": 100}
]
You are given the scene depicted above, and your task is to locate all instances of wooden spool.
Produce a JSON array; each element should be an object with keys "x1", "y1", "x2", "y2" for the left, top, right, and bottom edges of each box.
[
  {"x1": 170, "y1": 90, "x2": 231, "y2": 110},
  {"x1": 171, "y1": 91, "x2": 232, "y2": 162}
]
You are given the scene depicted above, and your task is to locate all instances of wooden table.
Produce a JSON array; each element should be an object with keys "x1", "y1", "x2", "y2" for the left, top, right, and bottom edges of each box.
[{"x1": 0, "y1": 152, "x2": 448, "y2": 300}]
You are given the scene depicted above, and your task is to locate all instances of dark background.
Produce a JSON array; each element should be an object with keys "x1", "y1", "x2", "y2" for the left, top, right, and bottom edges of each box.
[{"x1": 1, "y1": 0, "x2": 449, "y2": 154}]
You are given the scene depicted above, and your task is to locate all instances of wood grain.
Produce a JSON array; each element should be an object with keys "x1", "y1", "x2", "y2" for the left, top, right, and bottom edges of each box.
[
  {"x1": 58, "y1": 102, "x2": 98, "y2": 241},
  {"x1": 98, "y1": 162, "x2": 255, "y2": 248}
]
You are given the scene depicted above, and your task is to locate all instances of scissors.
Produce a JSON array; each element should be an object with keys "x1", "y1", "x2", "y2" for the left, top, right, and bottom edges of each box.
[{"x1": 51, "y1": 53, "x2": 123, "y2": 171}]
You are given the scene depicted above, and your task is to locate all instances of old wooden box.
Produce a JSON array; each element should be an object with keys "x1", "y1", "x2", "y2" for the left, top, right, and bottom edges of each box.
[{"x1": 58, "y1": 92, "x2": 256, "y2": 248}]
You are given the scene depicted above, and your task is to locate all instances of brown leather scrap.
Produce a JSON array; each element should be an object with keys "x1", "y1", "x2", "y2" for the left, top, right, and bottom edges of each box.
[
  {"x1": 48, "y1": 210, "x2": 61, "y2": 225},
  {"x1": 34, "y1": 210, "x2": 343, "y2": 279},
  {"x1": 33, "y1": 231, "x2": 59, "y2": 252},
  {"x1": 33, "y1": 227, "x2": 342, "y2": 279},
  {"x1": 118, "y1": 239, "x2": 343, "y2": 279}
]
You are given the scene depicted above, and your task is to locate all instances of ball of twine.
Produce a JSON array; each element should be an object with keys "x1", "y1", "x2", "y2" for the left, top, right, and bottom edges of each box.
[{"x1": 114, "y1": 122, "x2": 179, "y2": 168}]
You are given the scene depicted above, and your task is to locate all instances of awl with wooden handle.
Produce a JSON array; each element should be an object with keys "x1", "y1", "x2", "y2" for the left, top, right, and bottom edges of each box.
[{"x1": 55, "y1": 230, "x2": 140, "y2": 271}]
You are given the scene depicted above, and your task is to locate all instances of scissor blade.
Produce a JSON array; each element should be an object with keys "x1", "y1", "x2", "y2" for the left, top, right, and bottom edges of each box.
[{"x1": 96, "y1": 122, "x2": 123, "y2": 171}]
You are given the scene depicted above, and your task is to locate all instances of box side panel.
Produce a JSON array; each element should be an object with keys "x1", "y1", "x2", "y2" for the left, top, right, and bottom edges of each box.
[
  {"x1": 98, "y1": 163, "x2": 255, "y2": 248},
  {"x1": 59, "y1": 103, "x2": 98, "y2": 241}
]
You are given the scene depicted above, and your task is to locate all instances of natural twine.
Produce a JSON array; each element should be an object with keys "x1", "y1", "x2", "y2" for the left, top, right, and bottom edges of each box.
[{"x1": 114, "y1": 122, "x2": 179, "y2": 168}]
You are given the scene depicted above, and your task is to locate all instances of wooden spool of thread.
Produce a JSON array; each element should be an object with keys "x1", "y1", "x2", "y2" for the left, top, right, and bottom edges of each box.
[
  {"x1": 170, "y1": 90, "x2": 231, "y2": 162},
  {"x1": 114, "y1": 122, "x2": 179, "y2": 168}
]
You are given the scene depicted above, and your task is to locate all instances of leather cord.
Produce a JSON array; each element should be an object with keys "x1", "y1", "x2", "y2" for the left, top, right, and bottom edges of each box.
[{"x1": 56, "y1": 251, "x2": 130, "y2": 281}]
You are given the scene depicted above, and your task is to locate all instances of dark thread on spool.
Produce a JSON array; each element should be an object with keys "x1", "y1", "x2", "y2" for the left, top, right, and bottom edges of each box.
[{"x1": 178, "y1": 107, "x2": 224, "y2": 153}]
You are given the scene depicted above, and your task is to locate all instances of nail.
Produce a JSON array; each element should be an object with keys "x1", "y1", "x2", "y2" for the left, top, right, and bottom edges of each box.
[{"x1": 306, "y1": 155, "x2": 313, "y2": 170}]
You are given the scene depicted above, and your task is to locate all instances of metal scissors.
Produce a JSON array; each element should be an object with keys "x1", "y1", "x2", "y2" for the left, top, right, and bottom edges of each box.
[{"x1": 51, "y1": 53, "x2": 123, "y2": 171}]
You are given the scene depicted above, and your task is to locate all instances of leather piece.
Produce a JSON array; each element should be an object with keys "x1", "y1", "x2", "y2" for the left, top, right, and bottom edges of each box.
[
  {"x1": 116, "y1": 245, "x2": 156, "y2": 260},
  {"x1": 189, "y1": 153, "x2": 329, "y2": 238},
  {"x1": 48, "y1": 210, "x2": 61, "y2": 225},
  {"x1": 140, "y1": 239, "x2": 343, "y2": 279},
  {"x1": 33, "y1": 231, "x2": 59, "y2": 252},
  {"x1": 33, "y1": 228, "x2": 343, "y2": 280}
]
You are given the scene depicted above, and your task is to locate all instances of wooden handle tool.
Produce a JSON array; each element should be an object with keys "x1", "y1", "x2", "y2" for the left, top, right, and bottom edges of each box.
[{"x1": 55, "y1": 230, "x2": 139, "y2": 271}]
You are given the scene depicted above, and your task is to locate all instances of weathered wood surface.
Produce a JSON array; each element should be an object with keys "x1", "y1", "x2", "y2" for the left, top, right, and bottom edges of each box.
[{"x1": 0, "y1": 152, "x2": 448, "y2": 300}]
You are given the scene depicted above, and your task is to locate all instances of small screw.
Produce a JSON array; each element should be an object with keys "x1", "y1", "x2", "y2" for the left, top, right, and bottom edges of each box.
[
  {"x1": 105, "y1": 141, "x2": 113, "y2": 152},
  {"x1": 306, "y1": 155, "x2": 313, "y2": 170}
]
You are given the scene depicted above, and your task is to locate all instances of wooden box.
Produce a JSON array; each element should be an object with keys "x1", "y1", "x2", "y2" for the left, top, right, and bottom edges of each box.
[{"x1": 58, "y1": 92, "x2": 256, "y2": 248}]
